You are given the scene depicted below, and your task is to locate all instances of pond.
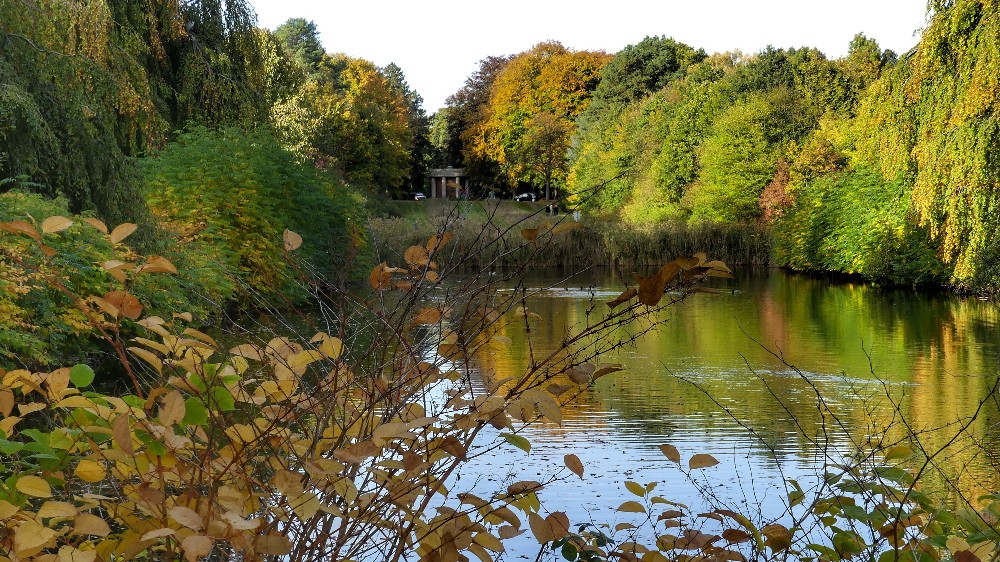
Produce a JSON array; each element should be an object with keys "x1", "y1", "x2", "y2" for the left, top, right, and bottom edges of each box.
[{"x1": 444, "y1": 267, "x2": 1000, "y2": 557}]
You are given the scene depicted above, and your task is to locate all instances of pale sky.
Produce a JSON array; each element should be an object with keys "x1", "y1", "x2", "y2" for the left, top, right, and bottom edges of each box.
[{"x1": 250, "y1": 0, "x2": 930, "y2": 113}]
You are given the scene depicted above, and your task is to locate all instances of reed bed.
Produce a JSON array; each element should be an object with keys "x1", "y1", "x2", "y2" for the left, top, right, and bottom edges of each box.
[{"x1": 366, "y1": 201, "x2": 773, "y2": 270}]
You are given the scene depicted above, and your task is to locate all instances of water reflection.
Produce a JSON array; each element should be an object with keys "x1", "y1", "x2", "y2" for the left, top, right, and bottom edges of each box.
[{"x1": 454, "y1": 268, "x2": 1000, "y2": 555}]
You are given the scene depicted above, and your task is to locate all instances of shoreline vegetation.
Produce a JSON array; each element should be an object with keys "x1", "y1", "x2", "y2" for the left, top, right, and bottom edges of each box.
[{"x1": 368, "y1": 200, "x2": 772, "y2": 271}]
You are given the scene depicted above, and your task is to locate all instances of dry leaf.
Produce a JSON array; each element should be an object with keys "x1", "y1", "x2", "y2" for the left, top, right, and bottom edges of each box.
[
  {"x1": 283, "y1": 229, "x2": 303, "y2": 251},
  {"x1": 109, "y1": 223, "x2": 138, "y2": 244},
  {"x1": 41, "y1": 216, "x2": 73, "y2": 234},
  {"x1": 564, "y1": 454, "x2": 584, "y2": 479},
  {"x1": 689, "y1": 453, "x2": 719, "y2": 469}
]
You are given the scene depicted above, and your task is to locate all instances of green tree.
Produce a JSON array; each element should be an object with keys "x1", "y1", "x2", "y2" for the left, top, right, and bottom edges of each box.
[
  {"x1": 687, "y1": 88, "x2": 812, "y2": 223},
  {"x1": 275, "y1": 17, "x2": 325, "y2": 75},
  {"x1": 383, "y1": 62, "x2": 432, "y2": 196},
  {"x1": 853, "y1": 0, "x2": 1000, "y2": 292}
]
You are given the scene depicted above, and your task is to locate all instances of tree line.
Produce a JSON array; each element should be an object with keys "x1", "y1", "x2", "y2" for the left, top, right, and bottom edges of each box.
[{"x1": 432, "y1": 1, "x2": 999, "y2": 295}]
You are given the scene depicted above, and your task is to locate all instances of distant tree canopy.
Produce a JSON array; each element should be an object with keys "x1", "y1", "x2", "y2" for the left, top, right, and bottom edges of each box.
[{"x1": 462, "y1": 42, "x2": 610, "y2": 197}]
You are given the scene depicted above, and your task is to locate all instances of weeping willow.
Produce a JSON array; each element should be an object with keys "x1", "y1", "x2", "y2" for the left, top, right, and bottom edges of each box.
[{"x1": 854, "y1": 0, "x2": 1000, "y2": 292}]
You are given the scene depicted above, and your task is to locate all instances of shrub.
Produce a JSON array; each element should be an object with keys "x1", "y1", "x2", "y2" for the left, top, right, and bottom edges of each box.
[{"x1": 141, "y1": 127, "x2": 368, "y2": 304}]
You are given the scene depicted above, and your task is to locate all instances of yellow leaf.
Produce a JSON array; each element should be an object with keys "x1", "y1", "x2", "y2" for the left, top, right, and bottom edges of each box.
[
  {"x1": 109, "y1": 223, "x2": 138, "y2": 244},
  {"x1": 618, "y1": 501, "x2": 646, "y2": 513},
  {"x1": 564, "y1": 454, "x2": 584, "y2": 479},
  {"x1": 625, "y1": 480, "x2": 646, "y2": 497},
  {"x1": 41, "y1": 216, "x2": 74, "y2": 234},
  {"x1": 473, "y1": 531, "x2": 505, "y2": 553},
  {"x1": 56, "y1": 396, "x2": 95, "y2": 410},
  {"x1": 75, "y1": 460, "x2": 107, "y2": 484},
  {"x1": 38, "y1": 501, "x2": 78, "y2": 519},
  {"x1": 0, "y1": 499, "x2": 20, "y2": 519},
  {"x1": 17, "y1": 402, "x2": 46, "y2": 416},
  {"x1": 229, "y1": 344, "x2": 264, "y2": 361},
  {"x1": 127, "y1": 347, "x2": 162, "y2": 374},
  {"x1": 521, "y1": 228, "x2": 539, "y2": 242},
  {"x1": 311, "y1": 333, "x2": 343, "y2": 360},
  {"x1": 73, "y1": 513, "x2": 111, "y2": 536},
  {"x1": 16, "y1": 475, "x2": 52, "y2": 498},
  {"x1": 58, "y1": 545, "x2": 97, "y2": 562},
  {"x1": 181, "y1": 535, "x2": 213, "y2": 562},
  {"x1": 885, "y1": 445, "x2": 913, "y2": 461},
  {"x1": 689, "y1": 453, "x2": 720, "y2": 470},
  {"x1": 15, "y1": 519, "x2": 57, "y2": 556}
]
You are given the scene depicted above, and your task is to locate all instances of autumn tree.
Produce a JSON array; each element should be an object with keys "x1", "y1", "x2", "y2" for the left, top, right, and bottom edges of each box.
[
  {"x1": 466, "y1": 42, "x2": 610, "y2": 197},
  {"x1": 273, "y1": 54, "x2": 414, "y2": 192},
  {"x1": 443, "y1": 55, "x2": 511, "y2": 193}
]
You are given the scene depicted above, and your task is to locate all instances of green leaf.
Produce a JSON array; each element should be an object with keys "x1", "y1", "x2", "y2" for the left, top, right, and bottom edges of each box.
[
  {"x1": 0, "y1": 440, "x2": 24, "y2": 454},
  {"x1": 560, "y1": 541, "x2": 578, "y2": 561},
  {"x1": 500, "y1": 433, "x2": 531, "y2": 454},
  {"x1": 182, "y1": 398, "x2": 209, "y2": 426},
  {"x1": 70, "y1": 364, "x2": 95, "y2": 388},
  {"x1": 211, "y1": 387, "x2": 236, "y2": 412}
]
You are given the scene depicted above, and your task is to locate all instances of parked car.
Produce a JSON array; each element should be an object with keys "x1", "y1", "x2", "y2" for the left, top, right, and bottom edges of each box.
[
  {"x1": 514, "y1": 192, "x2": 537, "y2": 202},
  {"x1": 410, "y1": 192, "x2": 426, "y2": 200}
]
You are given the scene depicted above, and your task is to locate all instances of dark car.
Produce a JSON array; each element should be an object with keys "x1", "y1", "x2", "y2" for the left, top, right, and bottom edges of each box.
[{"x1": 514, "y1": 192, "x2": 537, "y2": 202}]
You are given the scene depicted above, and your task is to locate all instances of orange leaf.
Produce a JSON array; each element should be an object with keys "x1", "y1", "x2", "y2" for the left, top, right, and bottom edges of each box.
[
  {"x1": 103, "y1": 291, "x2": 143, "y2": 320},
  {"x1": 369, "y1": 262, "x2": 393, "y2": 290},
  {"x1": 689, "y1": 453, "x2": 719, "y2": 469}
]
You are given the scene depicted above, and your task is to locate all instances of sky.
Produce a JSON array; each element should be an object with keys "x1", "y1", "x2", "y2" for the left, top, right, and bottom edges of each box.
[{"x1": 250, "y1": 0, "x2": 931, "y2": 113}]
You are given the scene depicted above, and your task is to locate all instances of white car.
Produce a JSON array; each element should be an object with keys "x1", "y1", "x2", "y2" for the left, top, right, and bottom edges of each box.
[{"x1": 410, "y1": 192, "x2": 427, "y2": 201}]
